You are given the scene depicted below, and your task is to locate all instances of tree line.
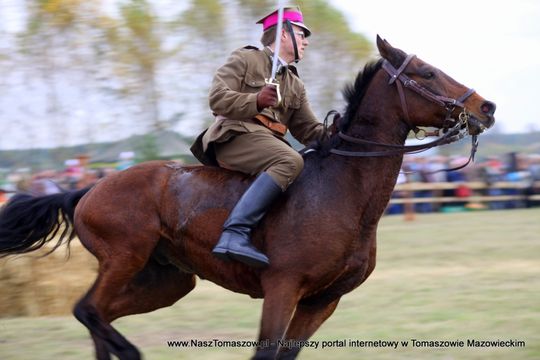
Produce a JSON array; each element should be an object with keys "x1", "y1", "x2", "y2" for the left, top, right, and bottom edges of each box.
[{"x1": 0, "y1": 0, "x2": 371, "y2": 151}]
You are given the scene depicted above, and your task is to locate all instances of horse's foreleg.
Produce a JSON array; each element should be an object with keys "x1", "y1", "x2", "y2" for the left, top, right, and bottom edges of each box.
[
  {"x1": 253, "y1": 281, "x2": 301, "y2": 360},
  {"x1": 276, "y1": 298, "x2": 341, "y2": 360}
]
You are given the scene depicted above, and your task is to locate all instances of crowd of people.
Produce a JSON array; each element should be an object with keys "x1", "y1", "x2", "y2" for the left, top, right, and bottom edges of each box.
[
  {"x1": 387, "y1": 152, "x2": 540, "y2": 214},
  {"x1": 0, "y1": 158, "x2": 112, "y2": 200},
  {"x1": 1, "y1": 152, "x2": 539, "y2": 214},
  {"x1": 0, "y1": 152, "x2": 137, "y2": 200}
]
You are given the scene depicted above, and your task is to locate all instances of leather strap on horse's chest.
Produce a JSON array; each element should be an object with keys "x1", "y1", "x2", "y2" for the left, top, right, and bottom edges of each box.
[{"x1": 253, "y1": 114, "x2": 288, "y2": 136}]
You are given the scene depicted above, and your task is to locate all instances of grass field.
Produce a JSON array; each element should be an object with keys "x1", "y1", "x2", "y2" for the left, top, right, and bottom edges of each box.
[{"x1": 1, "y1": 209, "x2": 539, "y2": 359}]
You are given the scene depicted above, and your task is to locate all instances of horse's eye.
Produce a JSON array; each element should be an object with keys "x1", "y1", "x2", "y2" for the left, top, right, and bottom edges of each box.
[{"x1": 424, "y1": 71, "x2": 435, "y2": 79}]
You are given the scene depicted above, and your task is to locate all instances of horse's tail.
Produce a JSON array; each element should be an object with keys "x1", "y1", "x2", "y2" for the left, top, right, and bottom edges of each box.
[{"x1": 0, "y1": 187, "x2": 91, "y2": 258}]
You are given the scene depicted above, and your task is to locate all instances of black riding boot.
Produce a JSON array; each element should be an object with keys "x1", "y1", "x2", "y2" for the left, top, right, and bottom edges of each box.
[{"x1": 212, "y1": 172, "x2": 282, "y2": 268}]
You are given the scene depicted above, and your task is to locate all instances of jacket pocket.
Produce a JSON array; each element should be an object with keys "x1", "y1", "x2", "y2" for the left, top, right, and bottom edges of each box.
[{"x1": 244, "y1": 72, "x2": 266, "y2": 90}]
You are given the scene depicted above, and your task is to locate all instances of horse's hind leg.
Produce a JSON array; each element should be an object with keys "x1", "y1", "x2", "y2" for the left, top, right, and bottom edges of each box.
[
  {"x1": 104, "y1": 258, "x2": 196, "y2": 321},
  {"x1": 74, "y1": 259, "x2": 147, "y2": 360},
  {"x1": 74, "y1": 282, "x2": 112, "y2": 360},
  {"x1": 75, "y1": 256, "x2": 196, "y2": 360}
]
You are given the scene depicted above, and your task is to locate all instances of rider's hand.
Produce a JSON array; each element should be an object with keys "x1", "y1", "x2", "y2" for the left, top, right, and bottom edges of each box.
[{"x1": 256, "y1": 85, "x2": 278, "y2": 111}]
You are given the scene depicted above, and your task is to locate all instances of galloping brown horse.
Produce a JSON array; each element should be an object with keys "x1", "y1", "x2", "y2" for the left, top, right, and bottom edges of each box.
[{"x1": 0, "y1": 37, "x2": 495, "y2": 360}]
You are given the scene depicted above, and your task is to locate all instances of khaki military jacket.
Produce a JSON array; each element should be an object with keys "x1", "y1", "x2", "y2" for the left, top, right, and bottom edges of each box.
[{"x1": 190, "y1": 46, "x2": 325, "y2": 165}]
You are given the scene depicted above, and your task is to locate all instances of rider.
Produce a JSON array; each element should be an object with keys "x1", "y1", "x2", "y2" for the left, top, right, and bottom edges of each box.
[{"x1": 190, "y1": 6, "x2": 326, "y2": 268}]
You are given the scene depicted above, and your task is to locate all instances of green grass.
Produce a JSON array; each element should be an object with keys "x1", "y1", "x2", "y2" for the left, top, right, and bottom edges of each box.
[{"x1": 1, "y1": 209, "x2": 539, "y2": 359}]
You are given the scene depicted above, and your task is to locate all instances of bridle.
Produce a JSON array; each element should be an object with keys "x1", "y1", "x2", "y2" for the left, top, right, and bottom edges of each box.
[
  {"x1": 382, "y1": 54, "x2": 475, "y2": 137},
  {"x1": 327, "y1": 53, "x2": 478, "y2": 166}
]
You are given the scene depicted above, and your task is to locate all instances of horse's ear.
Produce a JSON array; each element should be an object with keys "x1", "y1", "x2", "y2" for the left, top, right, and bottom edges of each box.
[
  {"x1": 376, "y1": 35, "x2": 387, "y2": 52},
  {"x1": 376, "y1": 35, "x2": 391, "y2": 58},
  {"x1": 376, "y1": 34, "x2": 405, "y2": 68}
]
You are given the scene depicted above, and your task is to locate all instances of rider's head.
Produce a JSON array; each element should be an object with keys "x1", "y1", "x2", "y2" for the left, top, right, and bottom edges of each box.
[{"x1": 257, "y1": 6, "x2": 311, "y2": 63}]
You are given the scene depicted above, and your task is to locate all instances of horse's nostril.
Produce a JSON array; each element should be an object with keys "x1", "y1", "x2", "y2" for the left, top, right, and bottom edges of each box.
[{"x1": 481, "y1": 101, "x2": 496, "y2": 115}]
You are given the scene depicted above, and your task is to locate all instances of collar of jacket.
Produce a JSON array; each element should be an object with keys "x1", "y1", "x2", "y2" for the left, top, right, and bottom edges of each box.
[{"x1": 262, "y1": 47, "x2": 299, "y2": 78}]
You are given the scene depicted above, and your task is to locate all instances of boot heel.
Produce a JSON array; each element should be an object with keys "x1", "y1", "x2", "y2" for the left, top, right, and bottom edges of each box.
[
  {"x1": 229, "y1": 252, "x2": 269, "y2": 268},
  {"x1": 212, "y1": 248, "x2": 231, "y2": 262}
]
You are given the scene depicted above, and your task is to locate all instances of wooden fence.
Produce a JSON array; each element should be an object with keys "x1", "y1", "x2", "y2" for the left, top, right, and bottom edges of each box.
[{"x1": 389, "y1": 180, "x2": 540, "y2": 205}]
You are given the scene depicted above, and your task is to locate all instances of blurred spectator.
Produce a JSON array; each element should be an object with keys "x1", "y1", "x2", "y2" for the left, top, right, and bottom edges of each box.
[
  {"x1": 29, "y1": 171, "x2": 62, "y2": 195},
  {"x1": 523, "y1": 154, "x2": 540, "y2": 208},
  {"x1": 404, "y1": 157, "x2": 434, "y2": 213},
  {"x1": 64, "y1": 159, "x2": 84, "y2": 190},
  {"x1": 116, "y1": 151, "x2": 135, "y2": 171},
  {"x1": 440, "y1": 156, "x2": 470, "y2": 209},
  {"x1": 528, "y1": 155, "x2": 540, "y2": 181},
  {"x1": 504, "y1": 152, "x2": 531, "y2": 209},
  {"x1": 479, "y1": 156, "x2": 505, "y2": 210},
  {"x1": 387, "y1": 171, "x2": 407, "y2": 215}
]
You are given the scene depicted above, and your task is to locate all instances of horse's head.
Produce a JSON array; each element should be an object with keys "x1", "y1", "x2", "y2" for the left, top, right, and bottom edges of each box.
[{"x1": 376, "y1": 35, "x2": 495, "y2": 136}]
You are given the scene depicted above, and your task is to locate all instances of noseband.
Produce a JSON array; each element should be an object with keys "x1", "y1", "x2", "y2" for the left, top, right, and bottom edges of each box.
[{"x1": 327, "y1": 53, "x2": 478, "y2": 163}]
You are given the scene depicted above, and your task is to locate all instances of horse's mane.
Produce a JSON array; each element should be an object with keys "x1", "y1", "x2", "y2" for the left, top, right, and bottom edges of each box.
[
  {"x1": 304, "y1": 58, "x2": 384, "y2": 156},
  {"x1": 340, "y1": 58, "x2": 384, "y2": 132}
]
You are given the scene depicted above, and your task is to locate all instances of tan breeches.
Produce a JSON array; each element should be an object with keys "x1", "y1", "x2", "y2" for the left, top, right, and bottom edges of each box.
[{"x1": 214, "y1": 131, "x2": 304, "y2": 191}]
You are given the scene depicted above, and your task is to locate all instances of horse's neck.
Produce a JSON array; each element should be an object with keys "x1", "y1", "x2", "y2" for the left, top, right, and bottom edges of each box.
[
  {"x1": 354, "y1": 90, "x2": 410, "y2": 145},
  {"x1": 306, "y1": 101, "x2": 409, "y2": 224},
  {"x1": 321, "y1": 149, "x2": 403, "y2": 205}
]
